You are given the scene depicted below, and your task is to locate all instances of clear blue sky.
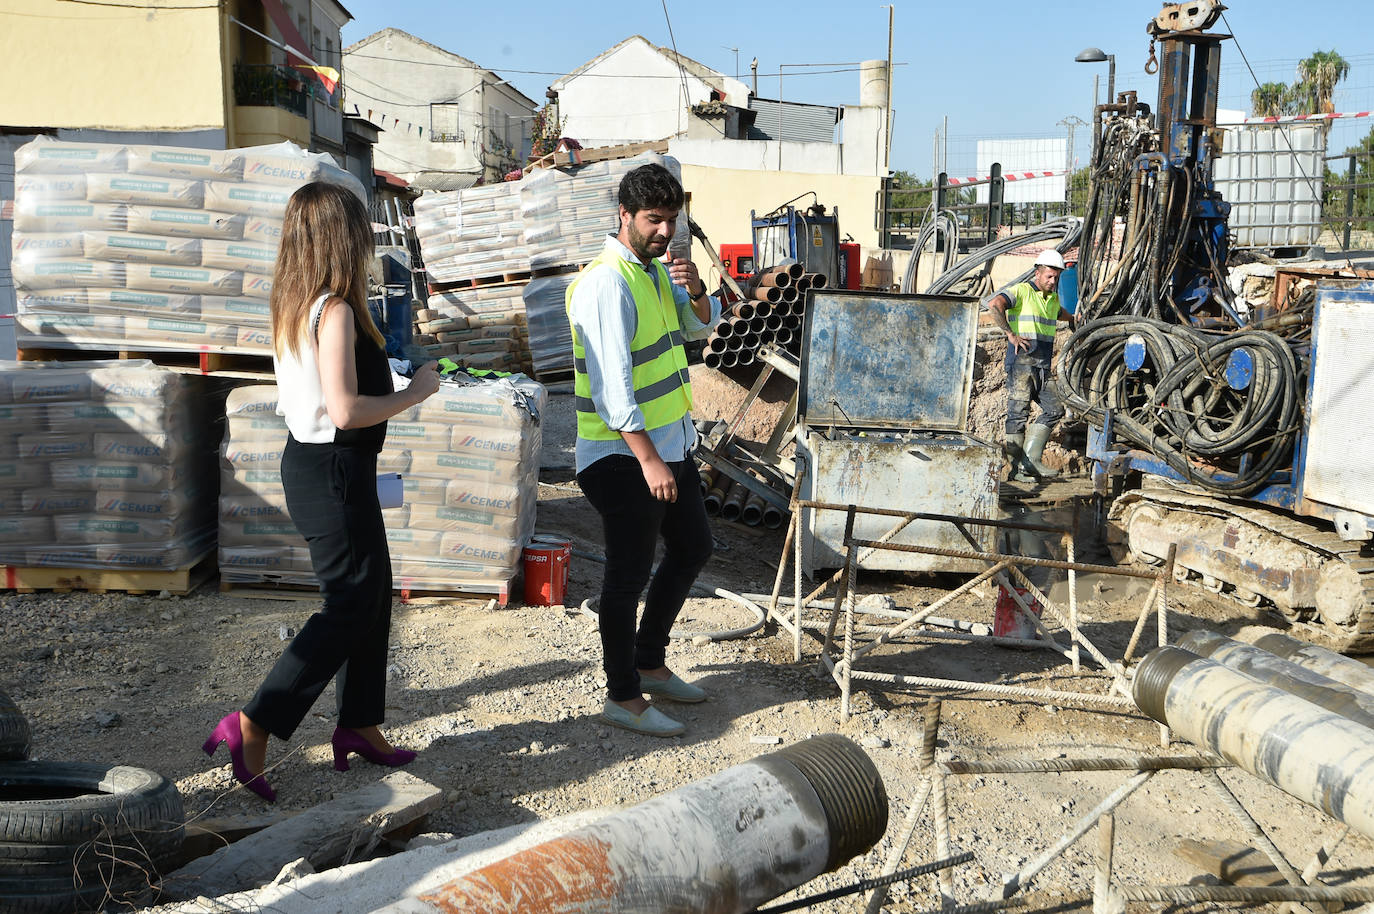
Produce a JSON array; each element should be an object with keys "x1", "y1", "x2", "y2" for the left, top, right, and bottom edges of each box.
[{"x1": 341, "y1": 0, "x2": 1374, "y2": 178}]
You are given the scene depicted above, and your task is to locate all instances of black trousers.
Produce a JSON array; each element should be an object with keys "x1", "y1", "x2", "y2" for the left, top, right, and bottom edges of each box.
[
  {"x1": 1005, "y1": 354, "x2": 1065, "y2": 436},
  {"x1": 244, "y1": 436, "x2": 393, "y2": 740},
  {"x1": 578, "y1": 455, "x2": 713, "y2": 702}
]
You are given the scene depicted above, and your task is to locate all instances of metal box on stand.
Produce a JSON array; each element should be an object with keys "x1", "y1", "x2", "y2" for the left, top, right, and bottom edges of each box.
[{"x1": 796, "y1": 291, "x2": 1000, "y2": 574}]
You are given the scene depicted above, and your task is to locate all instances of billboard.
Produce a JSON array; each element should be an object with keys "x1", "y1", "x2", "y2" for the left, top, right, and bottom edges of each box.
[{"x1": 975, "y1": 138, "x2": 1067, "y2": 204}]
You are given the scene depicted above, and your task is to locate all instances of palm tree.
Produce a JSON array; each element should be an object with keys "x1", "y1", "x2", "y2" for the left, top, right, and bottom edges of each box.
[
  {"x1": 1295, "y1": 49, "x2": 1350, "y2": 113},
  {"x1": 1251, "y1": 82, "x2": 1296, "y2": 118}
]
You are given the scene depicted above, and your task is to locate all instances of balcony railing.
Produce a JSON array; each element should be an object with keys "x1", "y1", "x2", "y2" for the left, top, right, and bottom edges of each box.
[{"x1": 233, "y1": 63, "x2": 309, "y2": 118}]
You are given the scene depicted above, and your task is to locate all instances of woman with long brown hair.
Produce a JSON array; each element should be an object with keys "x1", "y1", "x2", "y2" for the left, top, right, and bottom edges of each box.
[{"x1": 202, "y1": 181, "x2": 439, "y2": 801}]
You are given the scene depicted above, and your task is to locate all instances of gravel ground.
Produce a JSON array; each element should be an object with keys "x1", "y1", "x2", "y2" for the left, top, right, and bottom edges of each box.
[{"x1": 3, "y1": 392, "x2": 1373, "y2": 912}]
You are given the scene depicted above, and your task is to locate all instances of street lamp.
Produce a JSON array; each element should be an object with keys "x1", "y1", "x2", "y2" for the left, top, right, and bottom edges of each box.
[{"x1": 1075, "y1": 47, "x2": 1115, "y2": 104}]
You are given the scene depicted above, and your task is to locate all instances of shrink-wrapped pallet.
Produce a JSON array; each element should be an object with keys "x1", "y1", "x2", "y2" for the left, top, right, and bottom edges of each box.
[
  {"x1": 413, "y1": 181, "x2": 529, "y2": 284},
  {"x1": 521, "y1": 273, "x2": 577, "y2": 378},
  {"x1": 416, "y1": 283, "x2": 530, "y2": 372},
  {"x1": 11, "y1": 137, "x2": 365, "y2": 356},
  {"x1": 0, "y1": 360, "x2": 221, "y2": 570},
  {"x1": 519, "y1": 152, "x2": 690, "y2": 270},
  {"x1": 218, "y1": 374, "x2": 544, "y2": 592}
]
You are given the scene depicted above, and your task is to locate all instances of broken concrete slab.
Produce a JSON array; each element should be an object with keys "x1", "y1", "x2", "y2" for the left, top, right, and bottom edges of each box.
[{"x1": 163, "y1": 770, "x2": 443, "y2": 901}]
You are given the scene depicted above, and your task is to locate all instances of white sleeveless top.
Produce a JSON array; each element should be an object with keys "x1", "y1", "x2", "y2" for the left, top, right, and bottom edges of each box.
[{"x1": 272, "y1": 293, "x2": 336, "y2": 444}]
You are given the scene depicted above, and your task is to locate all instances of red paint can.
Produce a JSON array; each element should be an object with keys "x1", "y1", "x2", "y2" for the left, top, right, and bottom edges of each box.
[{"x1": 522, "y1": 537, "x2": 571, "y2": 606}]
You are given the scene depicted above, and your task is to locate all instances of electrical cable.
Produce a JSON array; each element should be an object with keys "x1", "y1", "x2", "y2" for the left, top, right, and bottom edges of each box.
[
  {"x1": 1053, "y1": 316, "x2": 1301, "y2": 495},
  {"x1": 922, "y1": 217, "x2": 1081, "y2": 298}
]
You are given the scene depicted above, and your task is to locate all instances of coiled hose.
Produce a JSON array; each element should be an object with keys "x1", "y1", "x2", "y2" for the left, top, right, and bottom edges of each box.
[
  {"x1": 1053, "y1": 316, "x2": 1301, "y2": 494},
  {"x1": 899, "y1": 208, "x2": 959, "y2": 294},
  {"x1": 925, "y1": 216, "x2": 1082, "y2": 298}
]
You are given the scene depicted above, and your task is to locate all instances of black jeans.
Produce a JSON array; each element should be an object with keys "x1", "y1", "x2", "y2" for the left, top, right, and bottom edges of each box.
[
  {"x1": 244, "y1": 437, "x2": 393, "y2": 740},
  {"x1": 578, "y1": 454, "x2": 713, "y2": 702}
]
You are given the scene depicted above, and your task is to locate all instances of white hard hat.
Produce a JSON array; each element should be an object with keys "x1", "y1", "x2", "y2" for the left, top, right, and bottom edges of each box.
[{"x1": 1034, "y1": 249, "x2": 1066, "y2": 270}]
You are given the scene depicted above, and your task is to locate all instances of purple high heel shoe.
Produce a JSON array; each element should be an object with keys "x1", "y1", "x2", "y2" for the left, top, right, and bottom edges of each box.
[
  {"x1": 202, "y1": 711, "x2": 276, "y2": 802},
  {"x1": 331, "y1": 727, "x2": 417, "y2": 772}
]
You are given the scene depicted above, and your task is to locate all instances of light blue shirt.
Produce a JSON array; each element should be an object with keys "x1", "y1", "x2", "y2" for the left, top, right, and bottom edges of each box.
[{"x1": 568, "y1": 235, "x2": 721, "y2": 474}]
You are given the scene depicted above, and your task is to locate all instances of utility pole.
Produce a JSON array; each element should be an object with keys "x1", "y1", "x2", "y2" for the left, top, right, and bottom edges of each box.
[
  {"x1": 884, "y1": 5, "x2": 894, "y2": 172},
  {"x1": 1057, "y1": 115, "x2": 1087, "y2": 214},
  {"x1": 721, "y1": 45, "x2": 739, "y2": 80}
]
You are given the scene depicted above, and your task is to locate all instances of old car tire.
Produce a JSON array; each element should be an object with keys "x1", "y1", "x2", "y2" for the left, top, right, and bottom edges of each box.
[
  {"x1": 0, "y1": 690, "x2": 30, "y2": 760},
  {"x1": 0, "y1": 761, "x2": 184, "y2": 912}
]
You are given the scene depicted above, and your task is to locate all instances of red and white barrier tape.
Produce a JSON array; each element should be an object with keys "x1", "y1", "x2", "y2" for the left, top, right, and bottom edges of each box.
[
  {"x1": 1239, "y1": 110, "x2": 1373, "y2": 125},
  {"x1": 944, "y1": 169, "x2": 1067, "y2": 187}
]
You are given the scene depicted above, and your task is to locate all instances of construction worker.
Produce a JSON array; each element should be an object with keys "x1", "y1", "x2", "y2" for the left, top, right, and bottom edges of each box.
[
  {"x1": 986, "y1": 249, "x2": 1073, "y2": 480},
  {"x1": 565, "y1": 163, "x2": 721, "y2": 737}
]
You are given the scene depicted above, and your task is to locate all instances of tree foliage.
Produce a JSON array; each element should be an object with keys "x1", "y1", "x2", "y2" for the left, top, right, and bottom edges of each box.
[{"x1": 1249, "y1": 49, "x2": 1350, "y2": 117}]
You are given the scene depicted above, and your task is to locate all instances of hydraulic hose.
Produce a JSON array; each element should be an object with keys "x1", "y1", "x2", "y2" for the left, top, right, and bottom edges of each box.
[{"x1": 1053, "y1": 316, "x2": 1300, "y2": 495}]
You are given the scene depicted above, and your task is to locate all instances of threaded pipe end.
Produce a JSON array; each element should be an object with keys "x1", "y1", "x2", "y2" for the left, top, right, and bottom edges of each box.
[
  {"x1": 762, "y1": 734, "x2": 888, "y2": 871},
  {"x1": 1132, "y1": 645, "x2": 1202, "y2": 725}
]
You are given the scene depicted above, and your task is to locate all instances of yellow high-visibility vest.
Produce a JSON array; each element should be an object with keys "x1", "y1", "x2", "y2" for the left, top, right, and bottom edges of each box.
[
  {"x1": 566, "y1": 250, "x2": 694, "y2": 441},
  {"x1": 1009, "y1": 281, "x2": 1061, "y2": 343}
]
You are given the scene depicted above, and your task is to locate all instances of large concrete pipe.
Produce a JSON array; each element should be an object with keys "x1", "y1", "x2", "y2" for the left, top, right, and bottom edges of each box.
[
  {"x1": 1177, "y1": 630, "x2": 1374, "y2": 730},
  {"x1": 1134, "y1": 646, "x2": 1374, "y2": 839},
  {"x1": 1249, "y1": 631, "x2": 1374, "y2": 694},
  {"x1": 381, "y1": 735, "x2": 887, "y2": 914}
]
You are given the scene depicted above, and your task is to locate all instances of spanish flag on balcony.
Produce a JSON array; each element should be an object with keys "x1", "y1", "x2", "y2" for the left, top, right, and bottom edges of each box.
[{"x1": 296, "y1": 65, "x2": 340, "y2": 95}]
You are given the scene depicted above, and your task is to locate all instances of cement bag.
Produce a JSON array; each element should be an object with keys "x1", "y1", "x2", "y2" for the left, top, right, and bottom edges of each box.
[
  {"x1": 16, "y1": 138, "x2": 126, "y2": 174},
  {"x1": 126, "y1": 205, "x2": 245, "y2": 240},
  {"x1": 95, "y1": 433, "x2": 191, "y2": 463},
  {"x1": 0, "y1": 516, "x2": 53, "y2": 545},
  {"x1": 405, "y1": 502, "x2": 526, "y2": 540},
  {"x1": 241, "y1": 150, "x2": 336, "y2": 187},
  {"x1": 15, "y1": 433, "x2": 93, "y2": 460},
  {"x1": 220, "y1": 490, "x2": 291, "y2": 522},
  {"x1": 55, "y1": 515, "x2": 180, "y2": 545},
  {"x1": 16, "y1": 292, "x2": 88, "y2": 316},
  {"x1": 442, "y1": 478, "x2": 523, "y2": 516},
  {"x1": 20, "y1": 492, "x2": 96, "y2": 515},
  {"x1": 122, "y1": 315, "x2": 239, "y2": 348},
  {"x1": 125, "y1": 145, "x2": 244, "y2": 180},
  {"x1": 384, "y1": 527, "x2": 445, "y2": 558},
  {"x1": 14, "y1": 544, "x2": 95, "y2": 567},
  {"x1": 199, "y1": 296, "x2": 271, "y2": 325},
  {"x1": 87, "y1": 173, "x2": 203, "y2": 208},
  {"x1": 13, "y1": 200, "x2": 124, "y2": 232},
  {"x1": 0, "y1": 491, "x2": 20, "y2": 514},
  {"x1": 95, "y1": 487, "x2": 200, "y2": 519},
  {"x1": 222, "y1": 440, "x2": 286, "y2": 472},
  {"x1": 9, "y1": 369, "x2": 93, "y2": 402},
  {"x1": 219, "y1": 544, "x2": 315, "y2": 579},
  {"x1": 83, "y1": 231, "x2": 202, "y2": 265},
  {"x1": 243, "y1": 216, "x2": 284, "y2": 245},
  {"x1": 201, "y1": 239, "x2": 278, "y2": 275},
  {"x1": 0, "y1": 460, "x2": 50, "y2": 488},
  {"x1": 125, "y1": 263, "x2": 242, "y2": 295},
  {"x1": 220, "y1": 517, "x2": 303, "y2": 545},
  {"x1": 86, "y1": 289, "x2": 200, "y2": 316},
  {"x1": 383, "y1": 419, "x2": 452, "y2": 452},
  {"x1": 15, "y1": 313, "x2": 123, "y2": 344},
  {"x1": 203, "y1": 181, "x2": 293, "y2": 218},
  {"x1": 235, "y1": 326, "x2": 275, "y2": 352},
  {"x1": 45, "y1": 401, "x2": 169, "y2": 435},
  {"x1": 240, "y1": 274, "x2": 275, "y2": 300},
  {"x1": 408, "y1": 449, "x2": 519, "y2": 482},
  {"x1": 437, "y1": 532, "x2": 523, "y2": 569},
  {"x1": 14, "y1": 173, "x2": 87, "y2": 202},
  {"x1": 87, "y1": 364, "x2": 190, "y2": 402},
  {"x1": 12, "y1": 258, "x2": 124, "y2": 290},
  {"x1": 11, "y1": 233, "x2": 84, "y2": 259},
  {"x1": 49, "y1": 457, "x2": 191, "y2": 491}
]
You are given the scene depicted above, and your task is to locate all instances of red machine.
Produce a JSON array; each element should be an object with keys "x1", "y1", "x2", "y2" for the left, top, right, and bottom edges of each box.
[{"x1": 718, "y1": 243, "x2": 756, "y2": 282}]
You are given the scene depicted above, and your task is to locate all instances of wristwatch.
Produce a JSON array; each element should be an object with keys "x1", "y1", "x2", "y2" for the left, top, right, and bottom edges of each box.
[{"x1": 690, "y1": 283, "x2": 708, "y2": 299}]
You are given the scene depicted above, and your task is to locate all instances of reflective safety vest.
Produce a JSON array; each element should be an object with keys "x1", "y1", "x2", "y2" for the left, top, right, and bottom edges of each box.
[
  {"x1": 1008, "y1": 281, "x2": 1061, "y2": 343},
  {"x1": 566, "y1": 249, "x2": 694, "y2": 441}
]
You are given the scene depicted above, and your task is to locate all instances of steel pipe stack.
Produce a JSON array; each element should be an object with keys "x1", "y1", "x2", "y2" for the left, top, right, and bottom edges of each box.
[{"x1": 702, "y1": 265, "x2": 827, "y2": 369}]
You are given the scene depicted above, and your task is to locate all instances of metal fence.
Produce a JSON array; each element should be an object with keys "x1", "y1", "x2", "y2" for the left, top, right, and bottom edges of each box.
[
  {"x1": 880, "y1": 167, "x2": 1086, "y2": 250},
  {"x1": 1323, "y1": 150, "x2": 1374, "y2": 251}
]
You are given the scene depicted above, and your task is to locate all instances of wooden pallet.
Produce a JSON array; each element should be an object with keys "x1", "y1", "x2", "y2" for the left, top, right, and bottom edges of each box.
[
  {"x1": 426, "y1": 274, "x2": 531, "y2": 295},
  {"x1": 16, "y1": 345, "x2": 273, "y2": 379},
  {"x1": 1, "y1": 552, "x2": 215, "y2": 596},
  {"x1": 220, "y1": 574, "x2": 515, "y2": 608}
]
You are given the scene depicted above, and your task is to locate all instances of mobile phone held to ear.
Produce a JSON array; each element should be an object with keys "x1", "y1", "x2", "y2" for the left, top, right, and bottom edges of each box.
[{"x1": 377, "y1": 472, "x2": 403, "y2": 509}]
